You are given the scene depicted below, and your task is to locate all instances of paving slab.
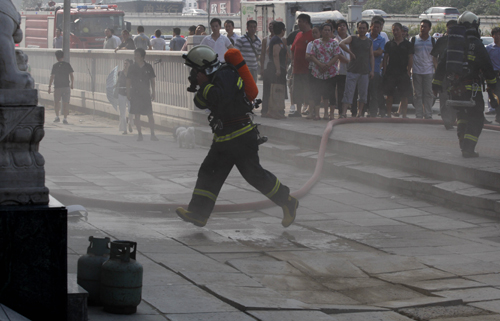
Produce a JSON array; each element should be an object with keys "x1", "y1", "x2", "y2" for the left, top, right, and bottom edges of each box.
[
  {"x1": 332, "y1": 311, "x2": 415, "y2": 321},
  {"x1": 374, "y1": 297, "x2": 463, "y2": 309},
  {"x1": 393, "y1": 215, "x2": 477, "y2": 230},
  {"x1": 278, "y1": 290, "x2": 360, "y2": 306},
  {"x1": 153, "y1": 253, "x2": 240, "y2": 274},
  {"x1": 87, "y1": 301, "x2": 161, "y2": 320},
  {"x1": 347, "y1": 255, "x2": 426, "y2": 275},
  {"x1": 436, "y1": 287, "x2": 500, "y2": 303},
  {"x1": 416, "y1": 253, "x2": 480, "y2": 267},
  {"x1": 469, "y1": 300, "x2": 500, "y2": 314},
  {"x1": 142, "y1": 285, "x2": 238, "y2": 314},
  {"x1": 203, "y1": 285, "x2": 311, "y2": 310},
  {"x1": 339, "y1": 284, "x2": 428, "y2": 305},
  {"x1": 373, "y1": 208, "x2": 433, "y2": 218},
  {"x1": 178, "y1": 271, "x2": 264, "y2": 287},
  {"x1": 320, "y1": 277, "x2": 389, "y2": 292},
  {"x1": 430, "y1": 315, "x2": 500, "y2": 321},
  {"x1": 248, "y1": 310, "x2": 339, "y2": 321},
  {"x1": 466, "y1": 274, "x2": 500, "y2": 287},
  {"x1": 374, "y1": 268, "x2": 457, "y2": 284},
  {"x1": 402, "y1": 278, "x2": 486, "y2": 293},
  {"x1": 165, "y1": 312, "x2": 257, "y2": 321},
  {"x1": 429, "y1": 261, "x2": 500, "y2": 276},
  {"x1": 251, "y1": 274, "x2": 326, "y2": 291},
  {"x1": 226, "y1": 257, "x2": 306, "y2": 276}
]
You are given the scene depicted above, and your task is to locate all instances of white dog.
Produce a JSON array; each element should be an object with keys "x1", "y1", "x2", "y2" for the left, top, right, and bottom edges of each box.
[
  {"x1": 176, "y1": 127, "x2": 195, "y2": 148},
  {"x1": 174, "y1": 126, "x2": 186, "y2": 142}
]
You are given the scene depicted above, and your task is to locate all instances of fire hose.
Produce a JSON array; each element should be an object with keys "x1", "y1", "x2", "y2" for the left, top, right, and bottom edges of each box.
[{"x1": 51, "y1": 117, "x2": 500, "y2": 214}]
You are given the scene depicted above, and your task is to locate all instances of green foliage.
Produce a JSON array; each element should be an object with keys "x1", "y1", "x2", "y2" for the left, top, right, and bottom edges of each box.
[
  {"x1": 362, "y1": 0, "x2": 500, "y2": 15},
  {"x1": 22, "y1": 0, "x2": 39, "y2": 10},
  {"x1": 431, "y1": 22, "x2": 448, "y2": 34},
  {"x1": 407, "y1": 24, "x2": 419, "y2": 37}
]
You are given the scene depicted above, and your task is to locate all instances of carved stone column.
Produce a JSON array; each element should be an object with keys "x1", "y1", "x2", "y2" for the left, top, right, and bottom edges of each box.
[{"x1": 0, "y1": 102, "x2": 49, "y2": 205}]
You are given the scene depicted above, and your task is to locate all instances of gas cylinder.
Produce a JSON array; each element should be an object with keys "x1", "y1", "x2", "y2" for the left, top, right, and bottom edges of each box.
[
  {"x1": 77, "y1": 236, "x2": 110, "y2": 305},
  {"x1": 100, "y1": 240, "x2": 143, "y2": 314}
]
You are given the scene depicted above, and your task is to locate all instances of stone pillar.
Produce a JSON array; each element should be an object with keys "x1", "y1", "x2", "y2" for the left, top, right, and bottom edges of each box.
[
  {"x1": 0, "y1": 5, "x2": 68, "y2": 317},
  {"x1": 0, "y1": 98, "x2": 68, "y2": 320},
  {"x1": 0, "y1": 103, "x2": 49, "y2": 205}
]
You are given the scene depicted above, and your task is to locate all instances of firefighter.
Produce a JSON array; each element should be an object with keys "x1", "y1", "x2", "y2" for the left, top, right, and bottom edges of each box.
[
  {"x1": 432, "y1": 11, "x2": 497, "y2": 158},
  {"x1": 176, "y1": 45, "x2": 299, "y2": 228}
]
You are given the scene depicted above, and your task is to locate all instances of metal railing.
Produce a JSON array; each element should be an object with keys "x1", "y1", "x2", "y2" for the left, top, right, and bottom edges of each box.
[{"x1": 23, "y1": 48, "x2": 194, "y2": 110}]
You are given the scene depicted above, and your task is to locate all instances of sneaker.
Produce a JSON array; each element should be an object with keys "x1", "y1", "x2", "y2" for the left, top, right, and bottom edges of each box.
[
  {"x1": 137, "y1": 134, "x2": 143, "y2": 141},
  {"x1": 462, "y1": 151, "x2": 479, "y2": 158},
  {"x1": 484, "y1": 118, "x2": 492, "y2": 124},
  {"x1": 176, "y1": 207, "x2": 208, "y2": 227},
  {"x1": 289, "y1": 104, "x2": 296, "y2": 113},
  {"x1": 151, "y1": 134, "x2": 159, "y2": 141},
  {"x1": 128, "y1": 121, "x2": 133, "y2": 133},
  {"x1": 281, "y1": 195, "x2": 299, "y2": 228},
  {"x1": 485, "y1": 111, "x2": 496, "y2": 115},
  {"x1": 63, "y1": 119, "x2": 68, "y2": 124},
  {"x1": 288, "y1": 112, "x2": 302, "y2": 117},
  {"x1": 53, "y1": 117, "x2": 60, "y2": 123}
]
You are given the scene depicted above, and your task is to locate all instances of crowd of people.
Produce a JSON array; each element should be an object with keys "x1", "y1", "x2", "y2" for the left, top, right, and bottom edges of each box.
[{"x1": 50, "y1": 14, "x2": 500, "y2": 146}]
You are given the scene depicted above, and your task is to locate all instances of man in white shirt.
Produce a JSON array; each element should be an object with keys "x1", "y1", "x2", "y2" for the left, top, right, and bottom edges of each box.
[
  {"x1": 200, "y1": 18, "x2": 233, "y2": 62},
  {"x1": 412, "y1": 19, "x2": 435, "y2": 119},
  {"x1": 111, "y1": 29, "x2": 122, "y2": 47},
  {"x1": 103, "y1": 28, "x2": 121, "y2": 49},
  {"x1": 224, "y1": 19, "x2": 239, "y2": 44}
]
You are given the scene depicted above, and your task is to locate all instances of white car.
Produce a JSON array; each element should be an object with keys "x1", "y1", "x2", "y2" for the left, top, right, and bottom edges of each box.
[
  {"x1": 419, "y1": 7, "x2": 459, "y2": 21},
  {"x1": 362, "y1": 9, "x2": 388, "y2": 18},
  {"x1": 182, "y1": 9, "x2": 208, "y2": 16},
  {"x1": 481, "y1": 37, "x2": 493, "y2": 46}
]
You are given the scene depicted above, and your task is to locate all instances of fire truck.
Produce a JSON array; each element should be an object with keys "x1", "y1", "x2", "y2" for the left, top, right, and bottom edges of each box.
[{"x1": 20, "y1": 5, "x2": 131, "y2": 49}]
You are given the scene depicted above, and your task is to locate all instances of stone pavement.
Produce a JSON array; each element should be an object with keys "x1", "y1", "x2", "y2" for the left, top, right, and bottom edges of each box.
[{"x1": 40, "y1": 107, "x2": 500, "y2": 320}]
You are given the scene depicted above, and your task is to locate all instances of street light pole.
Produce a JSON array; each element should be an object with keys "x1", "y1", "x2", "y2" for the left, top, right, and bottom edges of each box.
[
  {"x1": 63, "y1": 0, "x2": 71, "y2": 62},
  {"x1": 207, "y1": 0, "x2": 211, "y2": 34}
]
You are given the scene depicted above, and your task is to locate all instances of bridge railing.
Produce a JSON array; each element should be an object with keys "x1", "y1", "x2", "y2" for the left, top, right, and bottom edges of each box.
[{"x1": 23, "y1": 48, "x2": 194, "y2": 111}]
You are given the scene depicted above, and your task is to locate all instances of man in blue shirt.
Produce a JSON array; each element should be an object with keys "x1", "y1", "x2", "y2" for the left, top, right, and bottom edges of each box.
[
  {"x1": 366, "y1": 20, "x2": 386, "y2": 117},
  {"x1": 486, "y1": 27, "x2": 500, "y2": 119},
  {"x1": 170, "y1": 28, "x2": 186, "y2": 51}
]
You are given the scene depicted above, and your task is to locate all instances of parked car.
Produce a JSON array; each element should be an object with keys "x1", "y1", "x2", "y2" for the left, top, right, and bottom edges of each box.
[
  {"x1": 419, "y1": 7, "x2": 459, "y2": 21},
  {"x1": 481, "y1": 37, "x2": 493, "y2": 46},
  {"x1": 182, "y1": 9, "x2": 208, "y2": 16},
  {"x1": 362, "y1": 9, "x2": 388, "y2": 18}
]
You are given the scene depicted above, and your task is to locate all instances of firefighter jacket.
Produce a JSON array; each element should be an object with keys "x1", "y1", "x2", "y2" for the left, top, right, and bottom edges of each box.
[
  {"x1": 432, "y1": 30, "x2": 496, "y2": 92},
  {"x1": 193, "y1": 64, "x2": 254, "y2": 141}
]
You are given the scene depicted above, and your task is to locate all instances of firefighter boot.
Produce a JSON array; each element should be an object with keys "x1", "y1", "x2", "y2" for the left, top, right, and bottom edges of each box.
[
  {"x1": 176, "y1": 207, "x2": 208, "y2": 227},
  {"x1": 462, "y1": 151, "x2": 479, "y2": 158},
  {"x1": 281, "y1": 195, "x2": 299, "y2": 228}
]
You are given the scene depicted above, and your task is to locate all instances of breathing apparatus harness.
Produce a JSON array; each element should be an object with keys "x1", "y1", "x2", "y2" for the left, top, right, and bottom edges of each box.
[{"x1": 182, "y1": 48, "x2": 267, "y2": 144}]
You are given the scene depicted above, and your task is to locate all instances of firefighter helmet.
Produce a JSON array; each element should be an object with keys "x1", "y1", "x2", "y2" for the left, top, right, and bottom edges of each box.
[
  {"x1": 182, "y1": 45, "x2": 221, "y2": 75},
  {"x1": 458, "y1": 11, "x2": 480, "y2": 30}
]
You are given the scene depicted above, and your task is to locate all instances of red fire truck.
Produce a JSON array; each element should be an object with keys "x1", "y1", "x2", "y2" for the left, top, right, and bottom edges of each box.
[{"x1": 20, "y1": 5, "x2": 130, "y2": 49}]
